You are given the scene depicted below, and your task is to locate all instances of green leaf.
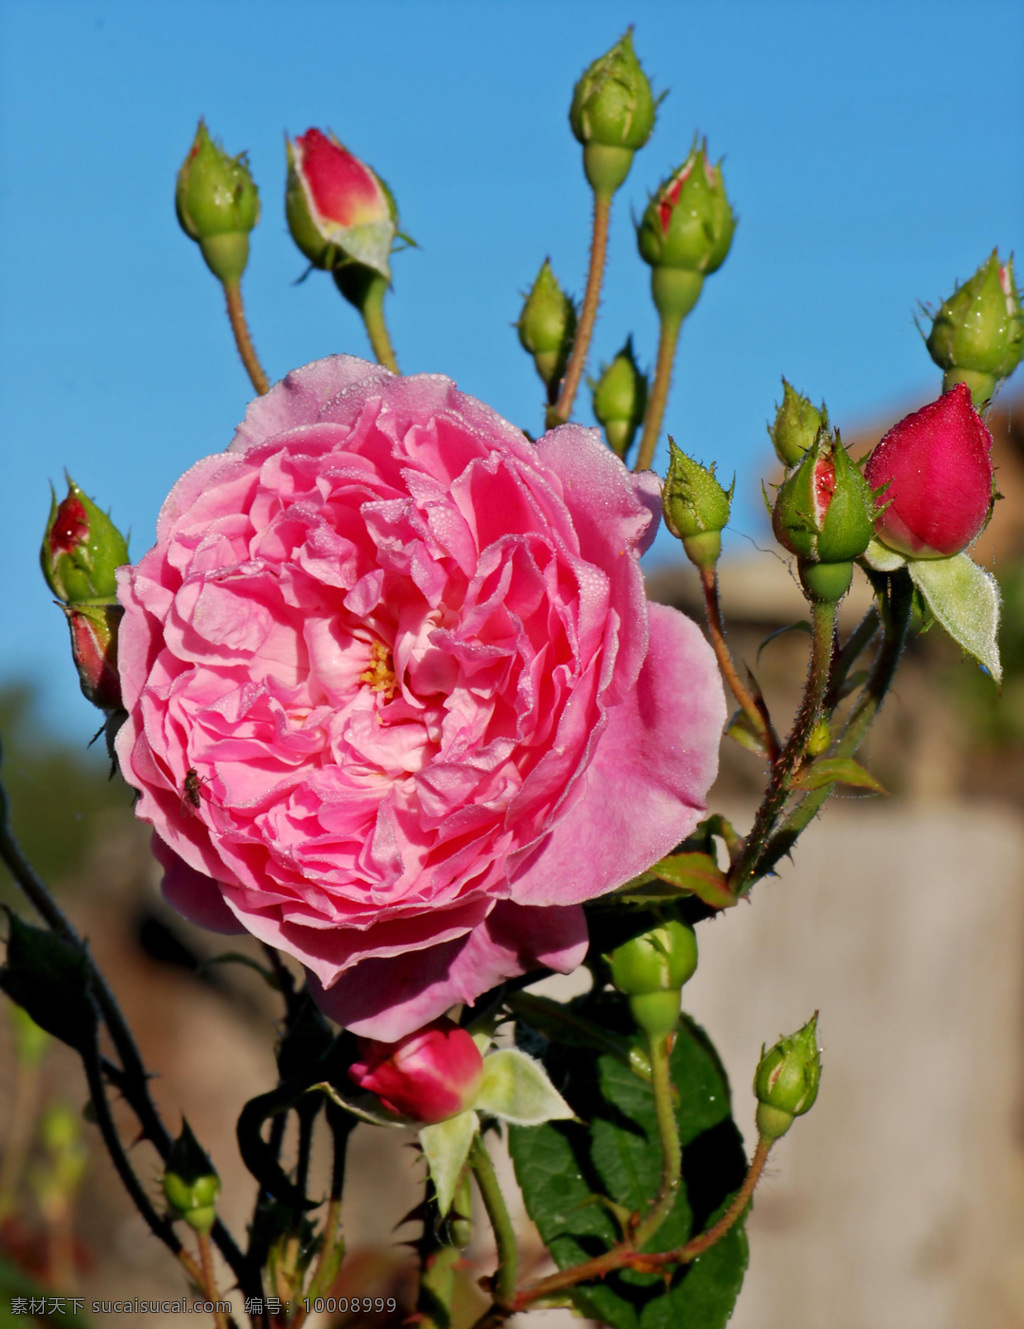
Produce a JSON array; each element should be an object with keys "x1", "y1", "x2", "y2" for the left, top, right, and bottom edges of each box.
[
  {"x1": 648, "y1": 853, "x2": 736, "y2": 910},
  {"x1": 756, "y1": 619, "x2": 811, "y2": 661},
  {"x1": 510, "y1": 995, "x2": 749, "y2": 1328},
  {"x1": 861, "y1": 537, "x2": 907, "y2": 573},
  {"x1": 909, "y1": 553, "x2": 1002, "y2": 682},
  {"x1": 791, "y1": 756, "x2": 885, "y2": 793},
  {"x1": 419, "y1": 1110, "x2": 478, "y2": 1215},
  {"x1": 475, "y1": 1048, "x2": 575, "y2": 1125},
  {"x1": 0, "y1": 911, "x2": 97, "y2": 1054}
]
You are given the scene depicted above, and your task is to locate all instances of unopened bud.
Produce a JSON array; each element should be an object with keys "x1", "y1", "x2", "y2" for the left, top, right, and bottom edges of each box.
[
  {"x1": 771, "y1": 429, "x2": 876, "y2": 600},
  {"x1": 569, "y1": 28, "x2": 657, "y2": 196},
  {"x1": 163, "y1": 1120, "x2": 221, "y2": 1234},
  {"x1": 637, "y1": 140, "x2": 735, "y2": 324},
  {"x1": 41, "y1": 479, "x2": 128, "y2": 605},
  {"x1": 769, "y1": 380, "x2": 827, "y2": 469},
  {"x1": 754, "y1": 1013, "x2": 821, "y2": 1141},
  {"x1": 176, "y1": 120, "x2": 260, "y2": 284},
  {"x1": 517, "y1": 260, "x2": 576, "y2": 396},
  {"x1": 608, "y1": 917, "x2": 698, "y2": 1038},
  {"x1": 926, "y1": 251, "x2": 1023, "y2": 406},
  {"x1": 591, "y1": 338, "x2": 647, "y2": 458},
  {"x1": 663, "y1": 440, "x2": 732, "y2": 570}
]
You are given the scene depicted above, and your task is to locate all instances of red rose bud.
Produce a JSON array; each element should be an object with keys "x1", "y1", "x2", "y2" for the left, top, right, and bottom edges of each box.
[
  {"x1": 772, "y1": 429, "x2": 876, "y2": 600},
  {"x1": 754, "y1": 1013, "x2": 821, "y2": 1142},
  {"x1": 608, "y1": 916, "x2": 698, "y2": 1039},
  {"x1": 926, "y1": 251, "x2": 1023, "y2": 406},
  {"x1": 175, "y1": 120, "x2": 260, "y2": 284},
  {"x1": 517, "y1": 259, "x2": 577, "y2": 397},
  {"x1": 63, "y1": 603, "x2": 123, "y2": 713},
  {"x1": 162, "y1": 1120, "x2": 221, "y2": 1234},
  {"x1": 41, "y1": 479, "x2": 129, "y2": 605},
  {"x1": 285, "y1": 129, "x2": 396, "y2": 279},
  {"x1": 769, "y1": 379, "x2": 828, "y2": 469},
  {"x1": 569, "y1": 28, "x2": 657, "y2": 196},
  {"x1": 864, "y1": 384, "x2": 995, "y2": 559},
  {"x1": 591, "y1": 337, "x2": 647, "y2": 459},
  {"x1": 348, "y1": 1019, "x2": 485, "y2": 1125},
  {"x1": 662, "y1": 440, "x2": 732, "y2": 570},
  {"x1": 637, "y1": 141, "x2": 735, "y2": 324}
]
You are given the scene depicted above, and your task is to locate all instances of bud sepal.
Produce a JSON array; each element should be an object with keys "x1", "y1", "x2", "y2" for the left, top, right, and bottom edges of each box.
[
  {"x1": 771, "y1": 429, "x2": 876, "y2": 570},
  {"x1": 591, "y1": 337, "x2": 647, "y2": 458},
  {"x1": 41, "y1": 479, "x2": 129, "y2": 606},
  {"x1": 176, "y1": 121, "x2": 260, "y2": 284},
  {"x1": 637, "y1": 141, "x2": 735, "y2": 280},
  {"x1": 162, "y1": 1120, "x2": 221, "y2": 1234},
  {"x1": 569, "y1": 29, "x2": 657, "y2": 195},
  {"x1": 517, "y1": 260, "x2": 577, "y2": 396},
  {"x1": 753, "y1": 1013, "x2": 822, "y2": 1142},
  {"x1": 926, "y1": 251, "x2": 1023, "y2": 405},
  {"x1": 769, "y1": 380, "x2": 827, "y2": 469}
]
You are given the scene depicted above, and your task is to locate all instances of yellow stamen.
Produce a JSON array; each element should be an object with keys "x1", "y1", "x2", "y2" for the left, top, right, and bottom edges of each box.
[{"x1": 360, "y1": 640, "x2": 397, "y2": 699}]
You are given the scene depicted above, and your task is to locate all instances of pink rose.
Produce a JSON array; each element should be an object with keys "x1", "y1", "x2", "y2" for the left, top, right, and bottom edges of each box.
[
  {"x1": 116, "y1": 356, "x2": 724, "y2": 1040},
  {"x1": 864, "y1": 383, "x2": 994, "y2": 558},
  {"x1": 349, "y1": 1019, "x2": 485, "y2": 1124}
]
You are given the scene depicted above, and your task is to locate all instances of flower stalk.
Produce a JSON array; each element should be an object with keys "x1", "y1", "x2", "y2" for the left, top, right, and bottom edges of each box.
[
  {"x1": 551, "y1": 191, "x2": 611, "y2": 425},
  {"x1": 223, "y1": 280, "x2": 270, "y2": 396},
  {"x1": 631, "y1": 1032, "x2": 682, "y2": 1249},
  {"x1": 634, "y1": 304, "x2": 683, "y2": 472},
  {"x1": 470, "y1": 1134, "x2": 519, "y2": 1308}
]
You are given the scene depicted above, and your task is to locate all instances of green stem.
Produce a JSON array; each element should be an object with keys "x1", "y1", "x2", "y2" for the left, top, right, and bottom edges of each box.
[
  {"x1": 223, "y1": 280, "x2": 270, "y2": 396},
  {"x1": 632, "y1": 1033, "x2": 682, "y2": 1249},
  {"x1": 470, "y1": 1134, "x2": 519, "y2": 1308},
  {"x1": 756, "y1": 569, "x2": 913, "y2": 879},
  {"x1": 487, "y1": 1134, "x2": 773, "y2": 1321},
  {"x1": 334, "y1": 266, "x2": 399, "y2": 373},
  {"x1": 359, "y1": 272, "x2": 400, "y2": 373},
  {"x1": 729, "y1": 596, "x2": 838, "y2": 896},
  {"x1": 553, "y1": 190, "x2": 612, "y2": 424},
  {"x1": 824, "y1": 604, "x2": 881, "y2": 711},
  {"x1": 634, "y1": 310, "x2": 682, "y2": 472}
]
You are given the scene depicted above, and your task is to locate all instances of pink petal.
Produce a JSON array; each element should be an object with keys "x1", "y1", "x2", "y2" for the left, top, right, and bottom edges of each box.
[{"x1": 508, "y1": 603, "x2": 725, "y2": 906}]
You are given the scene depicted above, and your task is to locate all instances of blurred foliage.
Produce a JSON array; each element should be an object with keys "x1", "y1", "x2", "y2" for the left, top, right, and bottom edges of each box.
[{"x1": 0, "y1": 683, "x2": 129, "y2": 897}]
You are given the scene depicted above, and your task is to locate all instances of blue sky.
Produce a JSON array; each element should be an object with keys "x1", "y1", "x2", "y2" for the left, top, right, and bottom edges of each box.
[{"x1": 1, "y1": 0, "x2": 1022, "y2": 743}]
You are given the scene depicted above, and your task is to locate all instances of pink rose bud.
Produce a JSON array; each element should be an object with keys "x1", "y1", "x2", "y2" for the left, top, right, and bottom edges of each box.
[
  {"x1": 63, "y1": 603, "x2": 123, "y2": 713},
  {"x1": 285, "y1": 128, "x2": 396, "y2": 278},
  {"x1": 864, "y1": 383, "x2": 995, "y2": 559},
  {"x1": 348, "y1": 1020, "x2": 485, "y2": 1125}
]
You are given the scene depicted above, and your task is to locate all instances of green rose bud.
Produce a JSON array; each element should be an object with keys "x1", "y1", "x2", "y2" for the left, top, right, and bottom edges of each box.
[
  {"x1": 162, "y1": 1120, "x2": 221, "y2": 1234},
  {"x1": 662, "y1": 439, "x2": 733, "y2": 570},
  {"x1": 926, "y1": 250, "x2": 1024, "y2": 406},
  {"x1": 608, "y1": 917, "x2": 698, "y2": 1038},
  {"x1": 637, "y1": 141, "x2": 735, "y2": 324},
  {"x1": 754, "y1": 1013, "x2": 821, "y2": 1141},
  {"x1": 41, "y1": 479, "x2": 129, "y2": 606},
  {"x1": 517, "y1": 260, "x2": 577, "y2": 397},
  {"x1": 176, "y1": 120, "x2": 260, "y2": 284},
  {"x1": 771, "y1": 429, "x2": 877, "y2": 599},
  {"x1": 769, "y1": 380, "x2": 828, "y2": 469},
  {"x1": 591, "y1": 337, "x2": 647, "y2": 459},
  {"x1": 569, "y1": 28, "x2": 657, "y2": 196}
]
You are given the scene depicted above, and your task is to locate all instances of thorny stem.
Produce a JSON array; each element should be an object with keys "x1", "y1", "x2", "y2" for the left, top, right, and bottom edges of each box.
[
  {"x1": 223, "y1": 280, "x2": 270, "y2": 396},
  {"x1": 631, "y1": 1033, "x2": 682, "y2": 1249},
  {"x1": 824, "y1": 604, "x2": 882, "y2": 711},
  {"x1": 699, "y1": 565, "x2": 781, "y2": 764},
  {"x1": 634, "y1": 310, "x2": 682, "y2": 473},
  {"x1": 0, "y1": 758, "x2": 255, "y2": 1300},
  {"x1": 552, "y1": 190, "x2": 612, "y2": 424},
  {"x1": 468, "y1": 1136, "x2": 773, "y2": 1328},
  {"x1": 729, "y1": 597, "x2": 838, "y2": 896},
  {"x1": 756, "y1": 570, "x2": 913, "y2": 880},
  {"x1": 196, "y1": 1231, "x2": 232, "y2": 1329},
  {"x1": 470, "y1": 1134, "x2": 519, "y2": 1309}
]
